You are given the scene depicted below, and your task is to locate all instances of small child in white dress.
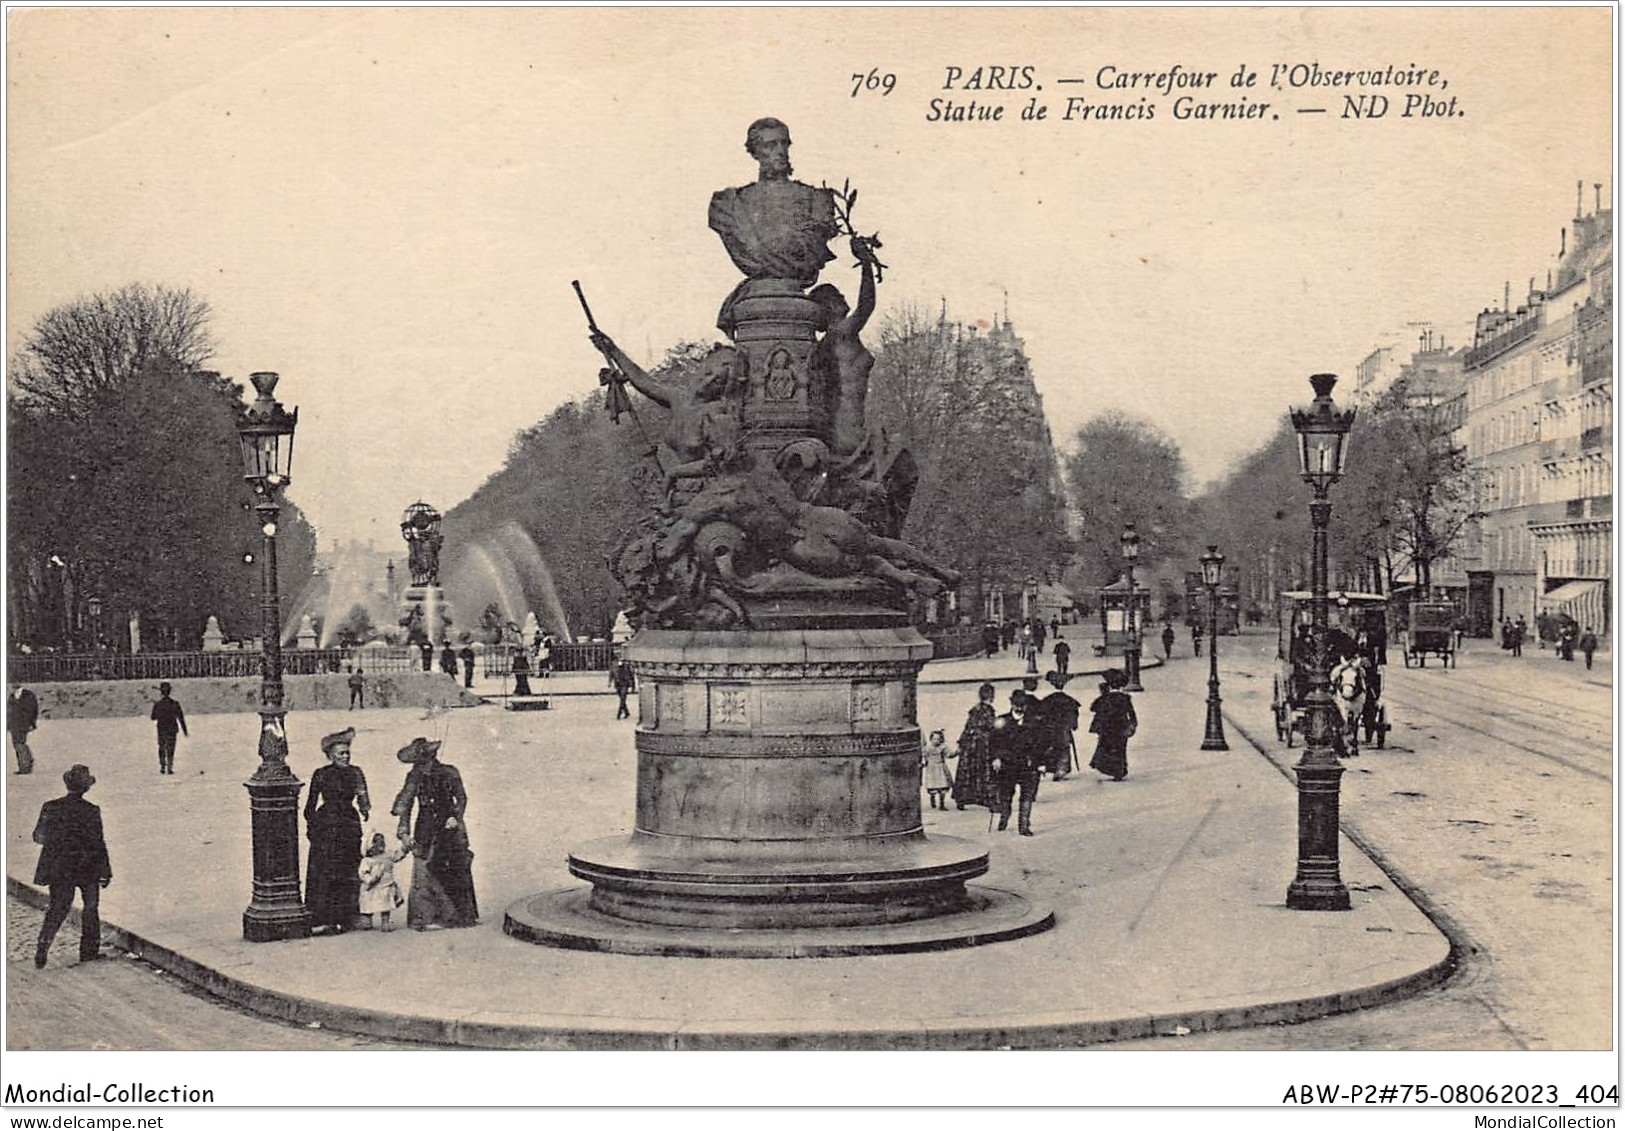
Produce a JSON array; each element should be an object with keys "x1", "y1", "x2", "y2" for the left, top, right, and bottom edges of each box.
[
  {"x1": 920, "y1": 728, "x2": 956, "y2": 810},
  {"x1": 358, "y1": 832, "x2": 408, "y2": 931}
]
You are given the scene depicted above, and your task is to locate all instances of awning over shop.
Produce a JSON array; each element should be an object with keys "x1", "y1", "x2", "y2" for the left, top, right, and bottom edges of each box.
[{"x1": 1541, "y1": 579, "x2": 1604, "y2": 606}]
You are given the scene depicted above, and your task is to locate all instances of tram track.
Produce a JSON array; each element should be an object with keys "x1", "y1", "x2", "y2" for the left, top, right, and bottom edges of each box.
[{"x1": 1379, "y1": 681, "x2": 1612, "y2": 784}]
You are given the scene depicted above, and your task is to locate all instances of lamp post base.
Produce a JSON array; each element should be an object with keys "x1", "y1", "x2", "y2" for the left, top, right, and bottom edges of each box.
[
  {"x1": 243, "y1": 764, "x2": 311, "y2": 943},
  {"x1": 1200, "y1": 690, "x2": 1229, "y2": 750},
  {"x1": 1124, "y1": 645, "x2": 1144, "y2": 692},
  {"x1": 1286, "y1": 757, "x2": 1350, "y2": 911}
]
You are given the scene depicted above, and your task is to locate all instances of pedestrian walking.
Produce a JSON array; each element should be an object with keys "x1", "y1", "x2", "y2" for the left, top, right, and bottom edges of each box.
[
  {"x1": 511, "y1": 647, "x2": 533, "y2": 696},
  {"x1": 1160, "y1": 623, "x2": 1175, "y2": 660},
  {"x1": 1018, "y1": 621, "x2": 1032, "y2": 661},
  {"x1": 1514, "y1": 615, "x2": 1528, "y2": 657},
  {"x1": 357, "y1": 833, "x2": 408, "y2": 931},
  {"x1": 990, "y1": 690, "x2": 1044, "y2": 835},
  {"x1": 419, "y1": 640, "x2": 434, "y2": 673},
  {"x1": 150, "y1": 682, "x2": 187, "y2": 775},
  {"x1": 1536, "y1": 610, "x2": 1552, "y2": 650},
  {"x1": 1191, "y1": 621, "x2": 1204, "y2": 657},
  {"x1": 950, "y1": 682, "x2": 999, "y2": 812},
  {"x1": 982, "y1": 620, "x2": 1000, "y2": 660},
  {"x1": 1032, "y1": 618, "x2": 1047, "y2": 655},
  {"x1": 1050, "y1": 615, "x2": 1060, "y2": 640},
  {"x1": 1001, "y1": 620, "x2": 1015, "y2": 652},
  {"x1": 537, "y1": 633, "x2": 555, "y2": 679},
  {"x1": 1052, "y1": 635, "x2": 1071, "y2": 676},
  {"x1": 920, "y1": 728, "x2": 955, "y2": 810},
  {"x1": 348, "y1": 666, "x2": 365, "y2": 710},
  {"x1": 391, "y1": 737, "x2": 479, "y2": 930},
  {"x1": 612, "y1": 659, "x2": 636, "y2": 719},
  {"x1": 459, "y1": 642, "x2": 476, "y2": 689},
  {"x1": 9, "y1": 684, "x2": 39, "y2": 774},
  {"x1": 1087, "y1": 669, "x2": 1138, "y2": 782},
  {"x1": 31, "y1": 763, "x2": 112, "y2": 968},
  {"x1": 1037, "y1": 670, "x2": 1081, "y2": 782},
  {"x1": 1579, "y1": 627, "x2": 1598, "y2": 670},
  {"x1": 1559, "y1": 619, "x2": 1578, "y2": 661}
]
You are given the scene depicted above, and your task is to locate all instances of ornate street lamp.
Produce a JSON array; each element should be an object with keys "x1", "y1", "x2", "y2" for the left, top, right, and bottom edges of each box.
[
  {"x1": 1199, "y1": 545, "x2": 1229, "y2": 751},
  {"x1": 234, "y1": 372, "x2": 311, "y2": 942},
  {"x1": 1121, "y1": 524, "x2": 1144, "y2": 691},
  {"x1": 1286, "y1": 373, "x2": 1356, "y2": 912},
  {"x1": 1025, "y1": 574, "x2": 1040, "y2": 675}
]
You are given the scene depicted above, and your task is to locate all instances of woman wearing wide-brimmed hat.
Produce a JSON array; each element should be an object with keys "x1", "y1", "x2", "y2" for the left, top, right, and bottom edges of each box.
[
  {"x1": 304, "y1": 727, "x2": 369, "y2": 933},
  {"x1": 1088, "y1": 669, "x2": 1138, "y2": 782},
  {"x1": 390, "y1": 737, "x2": 478, "y2": 929}
]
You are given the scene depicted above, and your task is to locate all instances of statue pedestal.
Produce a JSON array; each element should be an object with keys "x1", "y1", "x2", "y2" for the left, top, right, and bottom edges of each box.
[
  {"x1": 401, "y1": 585, "x2": 453, "y2": 645},
  {"x1": 505, "y1": 620, "x2": 1053, "y2": 956}
]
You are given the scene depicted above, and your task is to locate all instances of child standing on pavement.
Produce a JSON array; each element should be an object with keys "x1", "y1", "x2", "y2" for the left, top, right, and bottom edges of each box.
[
  {"x1": 358, "y1": 832, "x2": 408, "y2": 930},
  {"x1": 920, "y1": 728, "x2": 955, "y2": 810}
]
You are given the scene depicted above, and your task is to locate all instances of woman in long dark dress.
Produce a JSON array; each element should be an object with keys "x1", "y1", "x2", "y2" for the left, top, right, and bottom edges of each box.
[
  {"x1": 391, "y1": 737, "x2": 478, "y2": 929},
  {"x1": 305, "y1": 727, "x2": 369, "y2": 933},
  {"x1": 1088, "y1": 669, "x2": 1138, "y2": 781},
  {"x1": 951, "y1": 682, "x2": 1000, "y2": 811}
]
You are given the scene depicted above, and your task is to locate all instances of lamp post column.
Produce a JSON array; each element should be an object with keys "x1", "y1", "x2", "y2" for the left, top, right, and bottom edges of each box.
[
  {"x1": 243, "y1": 492, "x2": 311, "y2": 942},
  {"x1": 1286, "y1": 493, "x2": 1350, "y2": 910},
  {"x1": 1124, "y1": 565, "x2": 1143, "y2": 691},
  {"x1": 1200, "y1": 552, "x2": 1229, "y2": 751}
]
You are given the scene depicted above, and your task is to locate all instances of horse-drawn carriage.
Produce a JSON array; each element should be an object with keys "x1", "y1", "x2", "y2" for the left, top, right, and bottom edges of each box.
[
  {"x1": 1403, "y1": 600, "x2": 1457, "y2": 667},
  {"x1": 1270, "y1": 590, "x2": 1391, "y2": 753}
]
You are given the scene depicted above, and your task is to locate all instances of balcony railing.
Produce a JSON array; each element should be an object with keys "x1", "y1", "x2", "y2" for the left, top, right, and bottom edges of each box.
[{"x1": 1464, "y1": 315, "x2": 1540, "y2": 370}]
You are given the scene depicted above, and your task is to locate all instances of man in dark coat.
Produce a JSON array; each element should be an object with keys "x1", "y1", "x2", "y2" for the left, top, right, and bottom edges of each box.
[
  {"x1": 439, "y1": 642, "x2": 459, "y2": 678},
  {"x1": 32, "y1": 763, "x2": 112, "y2": 967},
  {"x1": 612, "y1": 659, "x2": 636, "y2": 720},
  {"x1": 1160, "y1": 622, "x2": 1176, "y2": 659},
  {"x1": 150, "y1": 682, "x2": 187, "y2": 775},
  {"x1": 459, "y1": 642, "x2": 477, "y2": 688},
  {"x1": 1578, "y1": 627, "x2": 1599, "y2": 670},
  {"x1": 1035, "y1": 671, "x2": 1082, "y2": 782},
  {"x1": 1052, "y1": 635, "x2": 1072, "y2": 676},
  {"x1": 989, "y1": 690, "x2": 1045, "y2": 836},
  {"x1": 10, "y1": 685, "x2": 39, "y2": 774}
]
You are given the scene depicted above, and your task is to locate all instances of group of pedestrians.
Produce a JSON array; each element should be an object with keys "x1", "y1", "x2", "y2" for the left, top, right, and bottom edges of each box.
[
  {"x1": 936, "y1": 667, "x2": 1137, "y2": 837},
  {"x1": 27, "y1": 721, "x2": 483, "y2": 968},
  {"x1": 981, "y1": 615, "x2": 1074, "y2": 662}
]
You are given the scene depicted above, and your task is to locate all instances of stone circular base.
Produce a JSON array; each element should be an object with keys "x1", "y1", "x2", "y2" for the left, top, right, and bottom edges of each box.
[
  {"x1": 504, "y1": 883, "x2": 1055, "y2": 958},
  {"x1": 566, "y1": 833, "x2": 989, "y2": 929}
]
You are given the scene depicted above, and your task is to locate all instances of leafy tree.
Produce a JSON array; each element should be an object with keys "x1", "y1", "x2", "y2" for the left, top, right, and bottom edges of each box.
[
  {"x1": 1338, "y1": 379, "x2": 1480, "y2": 593},
  {"x1": 7, "y1": 284, "x2": 317, "y2": 651},
  {"x1": 868, "y1": 307, "x2": 1071, "y2": 619},
  {"x1": 1063, "y1": 411, "x2": 1194, "y2": 587}
]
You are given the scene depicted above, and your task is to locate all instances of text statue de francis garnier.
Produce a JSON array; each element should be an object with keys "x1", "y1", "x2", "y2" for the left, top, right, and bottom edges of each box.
[{"x1": 505, "y1": 119, "x2": 1053, "y2": 956}]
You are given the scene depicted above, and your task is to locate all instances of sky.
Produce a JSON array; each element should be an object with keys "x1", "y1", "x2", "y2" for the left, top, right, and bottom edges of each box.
[{"x1": 6, "y1": 6, "x2": 1613, "y2": 551}]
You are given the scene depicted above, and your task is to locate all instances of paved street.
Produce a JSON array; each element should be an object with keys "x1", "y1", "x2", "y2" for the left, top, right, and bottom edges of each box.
[
  {"x1": 1113, "y1": 631, "x2": 1613, "y2": 1051},
  {"x1": 4, "y1": 635, "x2": 1607, "y2": 1051}
]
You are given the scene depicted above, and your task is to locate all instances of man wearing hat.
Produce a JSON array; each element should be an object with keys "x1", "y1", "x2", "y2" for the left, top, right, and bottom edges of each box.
[
  {"x1": 150, "y1": 682, "x2": 188, "y2": 775},
  {"x1": 989, "y1": 689, "x2": 1045, "y2": 836},
  {"x1": 1035, "y1": 670, "x2": 1082, "y2": 782},
  {"x1": 31, "y1": 764, "x2": 113, "y2": 968}
]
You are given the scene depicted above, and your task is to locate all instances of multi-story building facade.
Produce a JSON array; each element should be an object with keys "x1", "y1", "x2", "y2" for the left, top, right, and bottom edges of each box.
[
  {"x1": 1461, "y1": 185, "x2": 1612, "y2": 637},
  {"x1": 1529, "y1": 193, "x2": 1612, "y2": 636}
]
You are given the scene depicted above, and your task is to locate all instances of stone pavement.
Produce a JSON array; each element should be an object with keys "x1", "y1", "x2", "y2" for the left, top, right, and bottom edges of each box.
[{"x1": 5, "y1": 644, "x2": 1451, "y2": 1050}]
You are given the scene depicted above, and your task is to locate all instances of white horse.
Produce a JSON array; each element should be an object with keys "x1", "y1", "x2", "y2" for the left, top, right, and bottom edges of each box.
[{"x1": 1329, "y1": 655, "x2": 1366, "y2": 756}]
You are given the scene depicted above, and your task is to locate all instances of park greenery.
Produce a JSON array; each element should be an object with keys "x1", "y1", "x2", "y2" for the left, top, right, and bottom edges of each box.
[
  {"x1": 7, "y1": 283, "x2": 317, "y2": 652},
  {"x1": 5, "y1": 283, "x2": 1482, "y2": 654}
]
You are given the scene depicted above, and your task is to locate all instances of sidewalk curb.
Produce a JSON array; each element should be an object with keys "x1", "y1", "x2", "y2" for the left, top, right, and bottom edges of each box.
[
  {"x1": 9, "y1": 836, "x2": 1451, "y2": 1051},
  {"x1": 1223, "y1": 712, "x2": 1473, "y2": 996}
]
